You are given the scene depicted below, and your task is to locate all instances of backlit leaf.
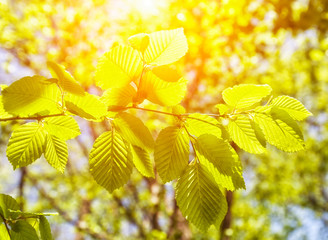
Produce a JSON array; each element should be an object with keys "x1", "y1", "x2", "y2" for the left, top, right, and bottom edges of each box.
[
  {"x1": 2, "y1": 76, "x2": 62, "y2": 117},
  {"x1": 222, "y1": 84, "x2": 272, "y2": 109},
  {"x1": 228, "y1": 115, "x2": 266, "y2": 154},
  {"x1": 39, "y1": 216, "x2": 53, "y2": 240},
  {"x1": 195, "y1": 134, "x2": 245, "y2": 191},
  {"x1": 89, "y1": 130, "x2": 133, "y2": 193},
  {"x1": 270, "y1": 95, "x2": 312, "y2": 121},
  {"x1": 114, "y1": 112, "x2": 154, "y2": 151},
  {"x1": 128, "y1": 33, "x2": 150, "y2": 53},
  {"x1": 0, "y1": 194, "x2": 19, "y2": 219},
  {"x1": 253, "y1": 108, "x2": 304, "y2": 152},
  {"x1": 95, "y1": 45, "x2": 143, "y2": 89},
  {"x1": 186, "y1": 113, "x2": 222, "y2": 138},
  {"x1": 154, "y1": 126, "x2": 189, "y2": 183},
  {"x1": 0, "y1": 96, "x2": 13, "y2": 118},
  {"x1": 44, "y1": 116, "x2": 80, "y2": 140},
  {"x1": 143, "y1": 28, "x2": 188, "y2": 66},
  {"x1": 44, "y1": 134, "x2": 68, "y2": 173},
  {"x1": 10, "y1": 221, "x2": 39, "y2": 240},
  {"x1": 47, "y1": 61, "x2": 85, "y2": 96},
  {"x1": 215, "y1": 104, "x2": 230, "y2": 115},
  {"x1": 140, "y1": 70, "x2": 187, "y2": 106},
  {"x1": 65, "y1": 92, "x2": 107, "y2": 121},
  {"x1": 0, "y1": 224, "x2": 10, "y2": 240},
  {"x1": 7, "y1": 123, "x2": 46, "y2": 169},
  {"x1": 176, "y1": 162, "x2": 227, "y2": 231},
  {"x1": 131, "y1": 145, "x2": 154, "y2": 178},
  {"x1": 100, "y1": 84, "x2": 136, "y2": 110}
]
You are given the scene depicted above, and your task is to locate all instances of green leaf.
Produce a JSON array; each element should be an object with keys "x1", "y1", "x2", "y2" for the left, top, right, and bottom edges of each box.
[
  {"x1": 227, "y1": 115, "x2": 266, "y2": 154},
  {"x1": 186, "y1": 113, "x2": 222, "y2": 138},
  {"x1": 222, "y1": 84, "x2": 272, "y2": 109},
  {"x1": 176, "y1": 162, "x2": 227, "y2": 231},
  {"x1": 2, "y1": 76, "x2": 62, "y2": 117},
  {"x1": 100, "y1": 85, "x2": 136, "y2": 110},
  {"x1": 253, "y1": 108, "x2": 304, "y2": 152},
  {"x1": 7, "y1": 123, "x2": 46, "y2": 169},
  {"x1": 195, "y1": 134, "x2": 245, "y2": 191},
  {"x1": 95, "y1": 45, "x2": 143, "y2": 89},
  {"x1": 89, "y1": 130, "x2": 133, "y2": 193},
  {"x1": 215, "y1": 104, "x2": 230, "y2": 115},
  {"x1": 65, "y1": 92, "x2": 107, "y2": 121},
  {"x1": 113, "y1": 112, "x2": 154, "y2": 151},
  {"x1": 151, "y1": 65, "x2": 181, "y2": 82},
  {"x1": 44, "y1": 116, "x2": 80, "y2": 141},
  {"x1": 44, "y1": 134, "x2": 68, "y2": 173},
  {"x1": 131, "y1": 145, "x2": 154, "y2": 178},
  {"x1": 143, "y1": 28, "x2": 188, "y2": 66},
  {"x1": 47, "y1": 61, "x2": 85, "y2": 96},
  {"x1": 140, "y1": 70, "x2": 187, "y2": 106},
  {"x1": 39, "y1": 216, "x2": 53, "y2": 240},
  {"x1": 0, "y1": 224, "x2": 10, "y2": 240},
  {"x1": 0, "y1": 194, "x2": 19, "y2": 219},
  {"x1": 154, "y1": 126, "x2": 189, "y2": 183},
  {"x1": 128, "y1": 33, "x2": 150, "y2": 53},
  {"x1": 0, "y1": 96, "x2": 13, "y2": 118},
  {"x1": 270, "y1": 95, "x2": 312, "y2": 121},
  {"x1": 10, "y1": 221, "x2": 39, "y2": 240}
]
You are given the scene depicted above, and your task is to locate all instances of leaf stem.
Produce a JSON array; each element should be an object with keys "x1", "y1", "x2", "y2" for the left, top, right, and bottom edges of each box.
[
  {"x1": 0, "y1": 113, "x2": 66, "y2": 122},
  {"x1": 0, "y1": 213, "x2": 11, "y2": 238}
]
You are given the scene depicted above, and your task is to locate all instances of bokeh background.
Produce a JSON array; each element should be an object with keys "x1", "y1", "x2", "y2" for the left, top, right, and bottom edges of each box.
[{"x1": 0, "y1": 0, "x2": 327, "y2": 239}]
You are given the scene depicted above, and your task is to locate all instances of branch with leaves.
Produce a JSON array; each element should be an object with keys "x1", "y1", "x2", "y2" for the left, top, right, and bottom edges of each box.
[{"x1": 0, "y1": 28, "x2": 312, "y2": 236}]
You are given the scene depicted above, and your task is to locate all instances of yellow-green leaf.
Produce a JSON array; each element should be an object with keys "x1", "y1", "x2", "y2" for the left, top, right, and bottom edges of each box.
[
  {"x1": 65, "y1": 93, "x2": 107, "y2": 121},
  {"x1": 100, "y1": 84, "x2": 136, "y2": 110},
  {"x1": 10, "y1": 221, "x2": 39, "y2": 240},
  {"x1": 0, "y1": 96, "x2": 13, "y2": 118},
  {"x1": 128, "y1": 33, "x2": 150, "y2": 53},
  {"x1": 140, "y1": 70, "x2": 187, "y2": 106},
  {"x1": 89, "y1": 130, "x2": 133, "y2": 193},
  {"x1": 0, "y1": 194, "x2": 19, "y2": 219},
  {"x1": 186, "y1": 113, "x2": 222, "y2": 138},
  {"x1": 143, "y1": 28, "x2": 188, "y2": 66},
  {"x1": 39, "y1": 216, "x2": 53, "y2": 240},
  {"x1": 7, "y1": 123, "x2": 46, "y2": 169},
  {"x1": 270, "y1": 95, "x2": 312, "y2": 121},
  {"x1": 2, "y1": 76, "x2": 62, "y2": 117},
  {"x1": 131, "y1": 145, "x2": 154, "y2": 178},
  {"x1": 44, "y1": 134, "x2": 68, "y2": 173},
  {"x1": 0, "y1": 224, "x2": 10, "y2": 240},
  {"x1": 253, "y1": 108, "x2": 304, "y2": 152},
  {"x1": 95, "y1": 45, "x2": 143, "y2": 89},
  {"x1": 113, "y1": 112, "x2": 154, "y2": 151},
  {"x1": 44, "y1": 116, "x2": 80, "y2": 141},
  {"x1": 215, "y1": 104, "x2": 230, "y2": 115},
  {"x1": 47, "y1": 61, "x2": 85, "y2": 96},
  {"x1": 228, "y1": 115, "x2": 266, "y2": 154},
  {"x1": 176, "y1": 162, "x2": 227, "y2": 231},
  {"x1": 154, "y1": 126, "x2": 189, "y2": 183},
  {"x1": 222, "y1": 84, "x2": 272, "y2": 109},
  {"x1": 195, "y1": 134, "x2": 245, "y2": 191}
]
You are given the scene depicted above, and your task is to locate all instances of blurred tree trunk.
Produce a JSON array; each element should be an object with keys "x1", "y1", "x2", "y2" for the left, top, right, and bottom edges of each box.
[{"x1": 220, "y1": 191, "x2": 233, "y2": 240}]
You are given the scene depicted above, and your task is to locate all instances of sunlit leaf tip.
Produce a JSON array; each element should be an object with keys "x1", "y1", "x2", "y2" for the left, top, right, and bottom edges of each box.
[
  {"x1": 128, "y1": 33, "x2": 150, "y2": 53},
  {"x1": 95, "y1": 45, "x2": 143, "y2": 90},
  {"x1": 270, "y1": 95, "x2": 312, "y2": 121},
  {"x1": 47, "y1": 60, "x2": 85, "y2": 96},
  {"x1": 143, "y1": 28, "x2": 188, "y2": 66},
  {"x1": 223, "y1": 84, "x2": 272, "y2": 109}
]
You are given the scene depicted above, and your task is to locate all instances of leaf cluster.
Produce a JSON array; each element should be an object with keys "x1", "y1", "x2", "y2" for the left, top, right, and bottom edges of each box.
[{"x1": 0, "y1": 29, "x2": 312, "y2": 232}]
